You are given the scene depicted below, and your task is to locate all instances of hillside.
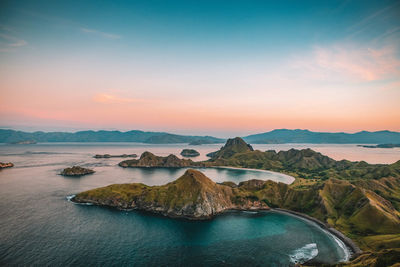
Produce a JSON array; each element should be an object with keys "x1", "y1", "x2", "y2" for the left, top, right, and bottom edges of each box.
[
  {"x1": 211, "y1": 142, "x2": 400, "y2": 181},
  {"x1": 0, "y1": 129, "x2": 224, "y2": 144},
  {"x1": 73, "y1": 169, "x2": 267, "y2": 219},
  {"x1": 119, "y1": 151, "x2": 208, "y2": 168},
  {"x1": 73, "y1": 169, "x2": 400, "y2": 254},
  {"x1": 243, "y1": 129, "x2": 400, "y2": 144}
]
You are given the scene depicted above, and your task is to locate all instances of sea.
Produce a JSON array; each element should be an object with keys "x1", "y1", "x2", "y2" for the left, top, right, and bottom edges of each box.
[{"x1": 1, "y1": 142, "x2": 398, "y2": 266}]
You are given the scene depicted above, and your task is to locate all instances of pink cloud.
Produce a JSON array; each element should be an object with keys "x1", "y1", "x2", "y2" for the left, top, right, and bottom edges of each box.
[
  {"x1": 93, "y1": 93, "x2": 144, "y2": 104},
  {"x1": 292, "y1": 43, "x2": 400, "y2": 82}
]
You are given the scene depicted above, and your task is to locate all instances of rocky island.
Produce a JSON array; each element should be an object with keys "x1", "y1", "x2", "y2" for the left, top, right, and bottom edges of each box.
[
  {"x1": 180, "y1": 149, "x2": 200, "y2": 157},
  {"x1": 359, "y1": 144, "x2": 400, "y2": 149},
  {"x1": 119, "y1": 151, "x2": 209, "y2": 168},
  {"x1": 0, "y1": 162, "x2": 14, "y2": 169},
  {"x1": 61, "y1": 166, "x2": 95, "y2": 176},
  {"x1": 94, "y1": 153, "x2": 137, "y2": 158},
  {"x1": 77, "y1": 137, "x2": 400, "y2": 266}
]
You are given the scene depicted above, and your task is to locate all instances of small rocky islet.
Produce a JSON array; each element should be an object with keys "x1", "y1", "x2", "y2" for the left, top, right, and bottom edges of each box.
[
  {"x1": 180, "y1": 149, "x2": 200, "y2": 157},
  {"x1": 94, "y1": 153, "x2": 137, "y2": 158},
  {"x1": 0, "y1": 162, "x2": 14, "y2": 169},
  {"x1": 61, "y1": 166, "x2": 95, "y2": 176}
]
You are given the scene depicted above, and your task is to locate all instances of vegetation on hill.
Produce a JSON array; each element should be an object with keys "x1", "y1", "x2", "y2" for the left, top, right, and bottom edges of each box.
[
  {"x1": 211, "y1": 147, "x2": 400, "y2": 181},
  {"x1": 210, "y1": 137, "x2": 254, "y2": 159},
  {"x1": 80, "y1": 137, "x2": 400, "y2": 265},
  {"x1": 119, "y1": 151, "x2": 209, "y2": 168}
]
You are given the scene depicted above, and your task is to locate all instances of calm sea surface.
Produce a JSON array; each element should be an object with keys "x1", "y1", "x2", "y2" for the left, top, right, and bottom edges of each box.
[{"x1": 1, "y1": 142, "x2": 398, "y2": 266}]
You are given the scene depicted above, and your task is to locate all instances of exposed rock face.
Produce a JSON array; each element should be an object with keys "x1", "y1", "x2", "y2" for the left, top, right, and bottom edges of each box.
[
  {"x1": 94, "y1": 154, "x2": 137, "y2": 158},
  {"x1": 73, "y1": 169, "x2": 268, "y2": 219},
  {"x1": 61, "y1": 166, "x2": 95, "y2": 176},
  {"x1": 211, "y1": 137, "x2": 254, "y2": 159},
  {"x1": 180, "y1": 149, "x2": 200, "y2": 157},
  {"x1": 119, "y1": 151, "x2": 207, "y2": 168},
  {"x1": 0, "y1": 162, "x2": 14, "y2": 169}
]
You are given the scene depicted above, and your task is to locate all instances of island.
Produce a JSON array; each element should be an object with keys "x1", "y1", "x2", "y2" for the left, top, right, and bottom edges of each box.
[
  {"x1": 94, "y1": 154, "x2": 137, "y2": 158},
  {"x1": 180, "y1": 149, "x2": 200, "y2": 157},
  {"x1": 61, "y1": 166, "x2": 95, "y2": 176},
  {"x1": 358, "y1": 144, "x2": 400, "y2": 148},
  {"x1": 0, "y1": 162, "x2": 14, "y2": 169},
  {"x1": 75, "y1": 137, "x2": 400, "y2": 266},
  {"x1": 188, "y1": 139, "x2": 224, "y2": 145},
  {"x1": 119, "y1": 151, "x2": 209, "y2": 168}
]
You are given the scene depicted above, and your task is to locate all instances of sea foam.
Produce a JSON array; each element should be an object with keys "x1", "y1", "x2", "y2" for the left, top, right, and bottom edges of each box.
[{"x1": 289, "y1": 243, "x2": 318, "y2": 264}]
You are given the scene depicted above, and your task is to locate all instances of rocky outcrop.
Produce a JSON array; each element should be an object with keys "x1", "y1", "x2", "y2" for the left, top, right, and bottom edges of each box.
[
  {"x1": 94, "y1": 154, "x2": 137, "y2": 158},
  {"x1": 61, "y1": 166, "x2": 95, "y2": 176},
  {"x1": 211, "y1": 137, "x2": 254, "y2": 160},
  {"x1": 119, "y1": 151, "x2": 208, "y2": 168},
  {"x1": 180, "y1": 149, "x2": 200, "y2": 157},
  {"x1": 0, "y1": 162, "x2": 14, "y2": 169}
]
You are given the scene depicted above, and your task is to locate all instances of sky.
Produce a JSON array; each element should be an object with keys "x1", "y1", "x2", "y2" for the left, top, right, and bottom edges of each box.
[{"x1": 0, "y1": 0, "x2": 399, "y2": 137}]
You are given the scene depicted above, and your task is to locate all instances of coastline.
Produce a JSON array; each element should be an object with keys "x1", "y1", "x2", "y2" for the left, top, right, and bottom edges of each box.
[
  {"x1": 272, "y1": 208, "x2": 362, "y2": 259},
  {"x1": 212, "y1": 166, "x2": 296, "y2": 184}
]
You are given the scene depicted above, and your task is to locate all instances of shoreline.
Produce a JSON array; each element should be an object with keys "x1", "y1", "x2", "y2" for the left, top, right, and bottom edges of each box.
[
  {"x1": 272, "y1": 208, "x2": 362, "y2": 259},
  {"x1": 211, "y1": 166, "x2": 296, "y2": 184},
  {"x1": 69, "y1": 195, "x2": 359, "y2": 264}
]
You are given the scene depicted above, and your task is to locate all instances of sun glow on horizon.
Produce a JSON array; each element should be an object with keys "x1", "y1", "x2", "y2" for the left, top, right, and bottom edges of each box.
[{"x1": 1, "y1": 0, "x2": 399, "y2": 135}]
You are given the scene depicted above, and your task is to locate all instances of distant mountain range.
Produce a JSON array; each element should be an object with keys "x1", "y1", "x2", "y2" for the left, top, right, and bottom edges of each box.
[
  {"x1": 243, "y1": 129, "x2": 400, "y2": 144},
  {"x1": 0, "y1": 129, "x2": 224, "y2": 144},
  {"x1": 1, "y1": 128, "x2": 399, "y2": 144}
]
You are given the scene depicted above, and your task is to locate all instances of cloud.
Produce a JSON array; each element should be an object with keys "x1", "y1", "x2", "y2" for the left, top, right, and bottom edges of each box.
[
  {"x1": 93, "y1": 93, "x2": 142, "y2": 104},
  {"x1": 292, "y1": 42, "x2": 400, "y2": 82},
  {"x1": 0, "y1": 33, "x2": 27, "y2": 52},
  {"x1": 81, "y1": 27, "x2": 121, "y2": 39}
]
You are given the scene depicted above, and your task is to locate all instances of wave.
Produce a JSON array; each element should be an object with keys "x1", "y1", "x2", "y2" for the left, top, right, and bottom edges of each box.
[
  {"x1": 66, "y1": 195, "x2": 93, "y2": 205},
  {"x1": 289, "y1": 243, "x2": 318, "y2": 264}
]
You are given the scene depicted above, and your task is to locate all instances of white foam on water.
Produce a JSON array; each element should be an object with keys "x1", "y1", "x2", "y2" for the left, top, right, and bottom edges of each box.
[
  {"x1": 66, "y1": 195, "x2": 75, "y2": 201},
  {"x1": 330, "y1": 232, "x2": 351, "y2": 262},
  {"x1": 289, "y1": 243, "x2": 318, "y2": 264},
  {"x1": 66, "y1": 194, "x2": 93, "y2": 205}
]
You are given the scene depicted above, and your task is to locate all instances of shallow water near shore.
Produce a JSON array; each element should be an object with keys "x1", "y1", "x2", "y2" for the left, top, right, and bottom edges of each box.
[{"x1": 1, "y1": 142, "x2": 391, "y2": 265}]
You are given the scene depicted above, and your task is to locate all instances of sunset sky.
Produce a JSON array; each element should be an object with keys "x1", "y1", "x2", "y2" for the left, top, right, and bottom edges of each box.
[{"x1": 0, "y1": 0, "x2": 399, "y2": 137}]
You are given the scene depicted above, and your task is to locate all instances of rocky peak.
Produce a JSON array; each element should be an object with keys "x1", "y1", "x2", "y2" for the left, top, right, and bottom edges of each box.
[
  {"x1": 176, "y1": 169, "x2": 214, "y2": 185},
  {"x1": 212, "y1": 137, "x2": 254, "y2": 159},
  {"x1": 140, "y1": 151, "x2": 156, "y2": 160}
]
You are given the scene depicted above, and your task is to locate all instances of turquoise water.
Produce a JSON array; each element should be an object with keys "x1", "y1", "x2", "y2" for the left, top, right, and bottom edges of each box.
[{"x1": 0, "y1": 143, "x2": 355, "y2": 266}]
